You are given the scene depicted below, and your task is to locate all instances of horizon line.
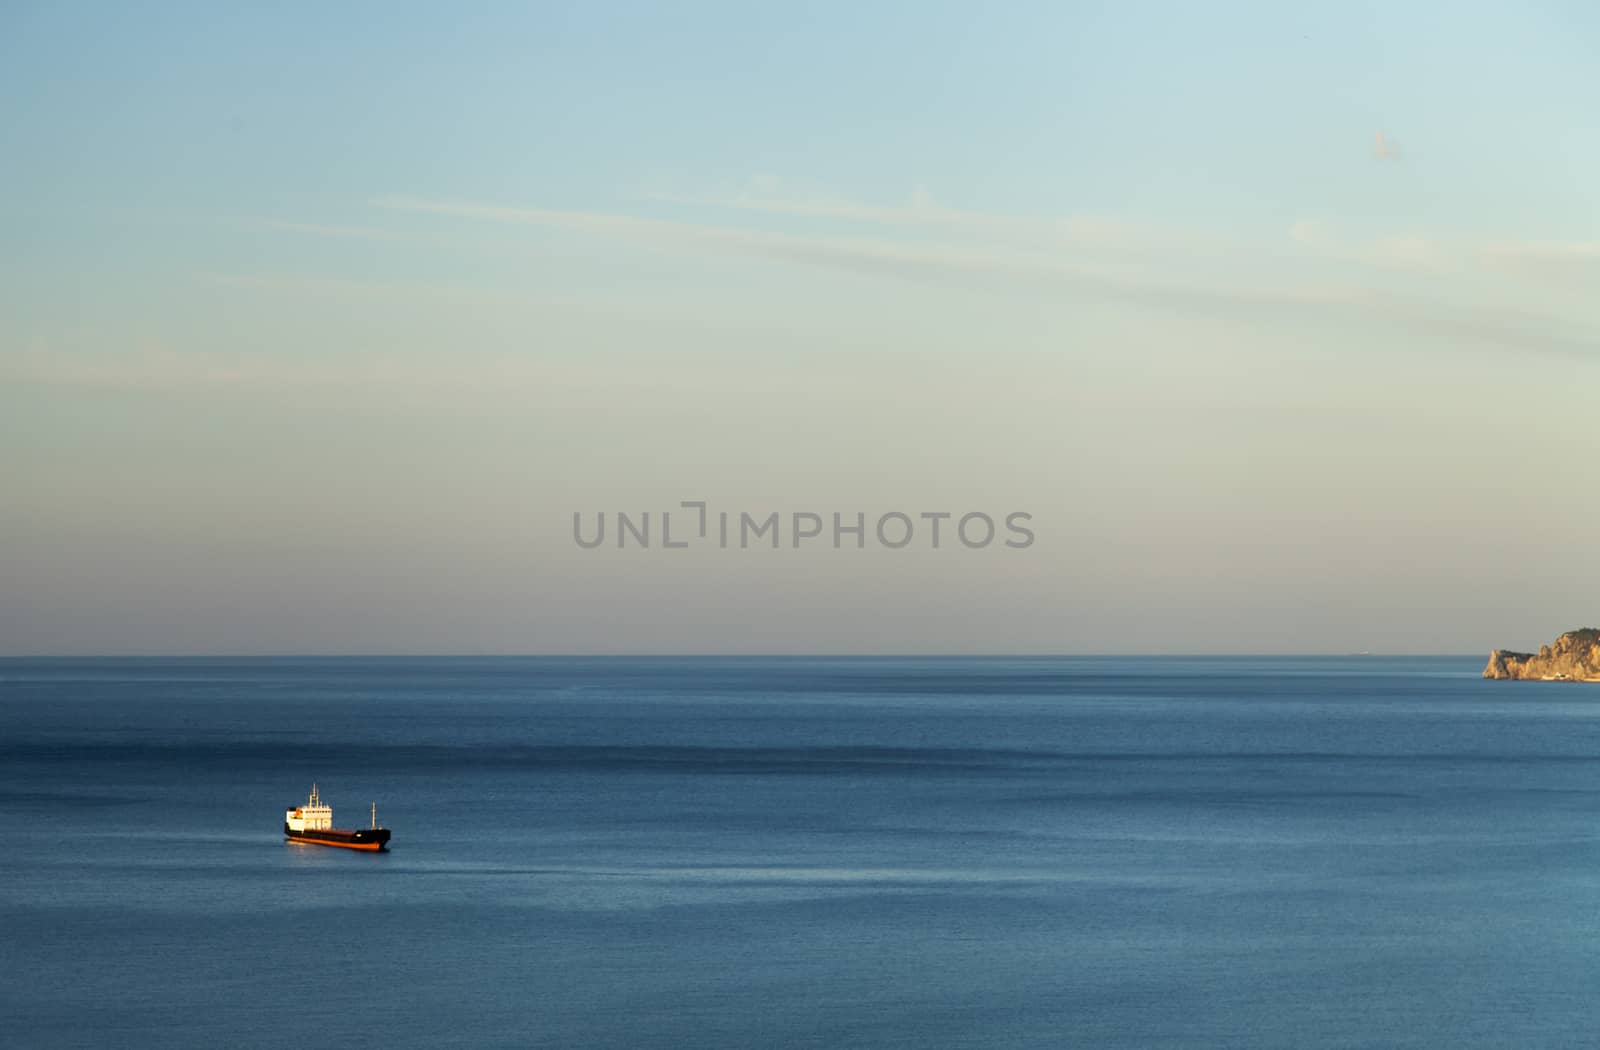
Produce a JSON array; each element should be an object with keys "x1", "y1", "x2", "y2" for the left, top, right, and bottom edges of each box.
[{"x1": 0, "y1": 651, "x2": 1489, "y2": 660}]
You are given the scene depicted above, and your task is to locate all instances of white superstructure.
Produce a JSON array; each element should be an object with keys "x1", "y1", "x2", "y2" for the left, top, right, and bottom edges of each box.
[{"x1": 285, "y1": 783, "x2": 334, "y2": 832}]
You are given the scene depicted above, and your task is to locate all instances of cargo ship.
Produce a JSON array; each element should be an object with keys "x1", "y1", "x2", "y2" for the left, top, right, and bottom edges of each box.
[{"x1": 283, "y1": 784, "x2": 391, "y2": 851}]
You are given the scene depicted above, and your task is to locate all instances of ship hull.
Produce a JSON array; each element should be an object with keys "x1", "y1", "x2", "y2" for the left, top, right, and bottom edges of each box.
[{"x1": 284, "y1": 825, "x2": 391, "y2": 851}]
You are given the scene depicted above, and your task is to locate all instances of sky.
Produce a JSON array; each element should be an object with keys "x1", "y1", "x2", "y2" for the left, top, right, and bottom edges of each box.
[{"x1": 2, "y1": 2, "x2": 1597, "y2": 655}]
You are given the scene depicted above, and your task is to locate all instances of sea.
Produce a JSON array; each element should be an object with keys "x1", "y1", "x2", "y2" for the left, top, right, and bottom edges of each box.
[{"x1": 3, "y1": 656, "x2": 1599, "y2": 1049}]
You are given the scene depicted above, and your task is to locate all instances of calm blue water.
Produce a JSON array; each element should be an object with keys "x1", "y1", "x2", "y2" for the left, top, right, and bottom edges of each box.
[{"x1": 3, "y1": 656, "x2": 1599, "y2": 1048}]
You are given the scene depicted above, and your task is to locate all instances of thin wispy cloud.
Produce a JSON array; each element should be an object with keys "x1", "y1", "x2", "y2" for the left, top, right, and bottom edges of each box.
[
  {"x1": 196, "y1": 270, "x2": 525, "y2": 307},
  {"x1": 644, "y1": 179, "x2": 1145, "y2": 250},
  {"x1": 1366, "y1": 235, "x2": 1451, "y2": 273},
  {"x1": 372, "y1": 193, "x2": 1598, "y2": 358},
  {"x1": 0, "y1": 344, "x2": 366, "y2": 392},
  {"x1": 226, "y1": 217, "x2": 409, "y2": 241},
  {"x1": 371, "y1": 193, "x2": 1139, "y2": 288},
  {"x1": 1479, "y1": 240, "x2": 1600, "y2": 270},
  {"x1": 0, "y1": 343, "x2": 571, "y2": 393},
  {"x1": 0, "y1": 342, "x2": 895, "y2": 397},
  {"x1": 1289, "y1": 218, "x2": 1600, "y2": 288}
]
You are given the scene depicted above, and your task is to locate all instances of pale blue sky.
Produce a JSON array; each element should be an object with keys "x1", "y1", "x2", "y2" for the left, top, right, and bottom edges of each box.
[{"x1": 3, "y1": 3, "x2": 1597, "y2": 654}]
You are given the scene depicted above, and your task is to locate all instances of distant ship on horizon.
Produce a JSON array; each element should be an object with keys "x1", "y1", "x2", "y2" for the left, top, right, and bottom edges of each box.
[{"x1": 283, "y1": 784, "x2": 391, "y2": 851}]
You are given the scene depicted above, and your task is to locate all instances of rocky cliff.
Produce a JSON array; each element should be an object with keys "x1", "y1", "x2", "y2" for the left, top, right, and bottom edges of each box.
[{"x1": 1483, "y1": 628, "x2": 1600, "y2": 681}]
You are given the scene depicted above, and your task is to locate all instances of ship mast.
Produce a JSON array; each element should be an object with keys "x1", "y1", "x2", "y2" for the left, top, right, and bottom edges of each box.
[{"x1": 371, "y1": 801, "x2": 377, "y2": 829}]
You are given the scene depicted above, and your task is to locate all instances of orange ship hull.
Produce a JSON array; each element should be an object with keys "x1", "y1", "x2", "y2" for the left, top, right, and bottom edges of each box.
[{"x1": 286, "y1": 836, "x2": 386, "y2": 851}]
